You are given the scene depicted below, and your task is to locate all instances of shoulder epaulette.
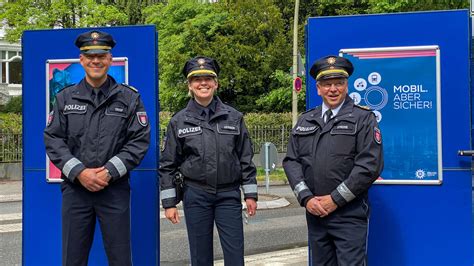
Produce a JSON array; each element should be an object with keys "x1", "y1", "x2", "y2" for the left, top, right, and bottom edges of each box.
[
  {"x1": 355, "y1": 105, "x2": 372, "y2": 111},
  {"x1": 121, "y1": 83, "x2": 138, "y2": 93},
  {"x1": 171, "y1": 111, "x2": 180, "y2": 117},
  {"x1": 62, "y1": 83, "x2": 76, "y2": 90},
  {"x1": 302, "y1": 107, "x2": 316, "y2": 114}
]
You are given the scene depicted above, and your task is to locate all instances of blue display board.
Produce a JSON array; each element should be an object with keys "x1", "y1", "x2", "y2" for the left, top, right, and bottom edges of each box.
[
  {"x1": 22, "y1": 26, "x2": 158, "y2": 265},
  {"x1": 306, "y1": 10, "x2": 472, "y2": 265},
  {"x1": 341, "y1": 46, "x2": 442, "y2": 184}
]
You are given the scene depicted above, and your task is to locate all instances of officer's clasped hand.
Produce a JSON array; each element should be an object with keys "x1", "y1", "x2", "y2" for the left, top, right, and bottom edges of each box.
[{"x1": 77, "y1": 167, "x2": 109, "y2": 192}]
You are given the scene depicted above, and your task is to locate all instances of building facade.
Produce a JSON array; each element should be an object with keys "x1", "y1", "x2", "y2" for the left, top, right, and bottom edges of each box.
[{"x1": 0, "y1": 29, "x2": 21, "y2": 105}]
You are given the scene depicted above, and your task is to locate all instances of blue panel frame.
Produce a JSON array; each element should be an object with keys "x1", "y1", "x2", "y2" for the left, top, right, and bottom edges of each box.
[
  {"x1": 22, "y1": 26, "x2": 158, "y2": 265},
  {"x1": 306, "y1": 10, "x2": 472, "y2": 265}
]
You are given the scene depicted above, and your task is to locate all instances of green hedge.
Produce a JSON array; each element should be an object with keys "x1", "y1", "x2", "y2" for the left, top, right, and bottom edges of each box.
[
  {"x1": 0, "y1": 111, "x2": 291, "y2": 134},
  {"x1": 0, "y1": 113, "x2": 22, "y2": 133},
  {"x1": 159, "y1": 111, "x2": 293, "y2": 129}
]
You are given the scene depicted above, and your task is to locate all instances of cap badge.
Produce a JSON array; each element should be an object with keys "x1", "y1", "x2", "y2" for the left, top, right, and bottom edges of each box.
[
  {"x1": 91, "y1": 32, "x2": 100, "y2": 40},
  {"x1": 327, "y1": 57, "x2": 336, "y2": 65},
  {"x1": 198, "y1": 58, "x2": 206, "y2": 65}
]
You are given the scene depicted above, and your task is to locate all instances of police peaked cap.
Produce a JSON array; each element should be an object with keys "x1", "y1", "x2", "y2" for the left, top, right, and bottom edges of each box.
[
  {"x1": 75, "y1": 30, "x2": 116, "y2": 54},
  {"x1": 310, "y1": 55, "x2": 354, "y2": 81},
  {"x1": 182, "y1": 56, "x2": 220, "y2": 79}
]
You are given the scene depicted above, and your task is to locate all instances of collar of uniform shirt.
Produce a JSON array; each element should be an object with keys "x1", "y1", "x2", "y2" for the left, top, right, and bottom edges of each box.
[
  {"x1": 321, "y1": 101, "x2": 344, "y2": 119},
  {"x1": 85, "y1": 75, "x2": 111, "y2": 98},
  {"x1": 192, "y1": 97, "x2": 217, "y2": 118}
]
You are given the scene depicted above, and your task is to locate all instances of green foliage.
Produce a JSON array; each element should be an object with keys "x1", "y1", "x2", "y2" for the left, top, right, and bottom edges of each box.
[
  {"x1": 145, "y1": 0, "x2": 291, "y2": 113},
  {"x1": 1, "y1": 96, "x2": 22, "y2": 114},
  {"x1": 0, "y1": 113, "x2": 22, "y2": 133},
  {"x1": 145, "y1": 0, "x2": 222, "y2": 112},
  {"x1": 159, "y1": 111, "x2": 173, "y2": 130},
  {"x1": 367, "y1": 0, "x2": 468, "y2": 13},
  {"x1": 0, "y1": 0, "x2": 128, "y2": 42},
  {"x1": 256, "y1": 70, "x2": 306, "y2": 112},
  {"x1": 243, "y1": 112, "x2": 292, "y2": 128},
  {"x1": 256, "y1": 168, "x2": 288, "y2": 183},
  {"x1": 159, "y1": 111, "x2": 292, "y2": 130}
]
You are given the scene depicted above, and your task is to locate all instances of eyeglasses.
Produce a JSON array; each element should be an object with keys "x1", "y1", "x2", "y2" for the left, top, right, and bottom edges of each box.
[{"x1": 318, "y1": 80, "x2": 346, "y2": 90}]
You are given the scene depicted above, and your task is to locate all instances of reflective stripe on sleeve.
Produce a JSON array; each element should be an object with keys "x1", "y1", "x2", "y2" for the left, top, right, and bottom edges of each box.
[
  {"x1": 63, "y1": 158, "x2": 81, "y2": 179},
  {"x1": 337, "y1": 182, "x2": 356, "y2": 202},
  {"x1": 242, "y1": 184, "x2": 257, "y2": 194},
  {"x1": 109, "y1": 156, "x2": 127, "y2": 177},
  {"x1": 161, "y1": 188, "x2": 176, "y2": 199},
  {"x1": 293, "y1": 181, "x2": 309, "y2": 197}
]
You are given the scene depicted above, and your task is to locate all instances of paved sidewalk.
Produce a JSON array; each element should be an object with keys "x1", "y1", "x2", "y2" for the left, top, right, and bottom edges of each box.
[{"x1": 0, "y1": 180, "x2": 22, "y2": 203}]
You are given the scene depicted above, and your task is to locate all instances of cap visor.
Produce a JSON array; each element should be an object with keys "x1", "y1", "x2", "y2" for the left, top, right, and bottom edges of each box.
[
  {"x1": 188, "y1": 73, "x2": 217, "y2": 78},
  {"x1": 317, "y1": 73, "x2": 348, "y2": 81},
  {"x1": 81, "y1": 49, "x2": 110, "y2": 55}
]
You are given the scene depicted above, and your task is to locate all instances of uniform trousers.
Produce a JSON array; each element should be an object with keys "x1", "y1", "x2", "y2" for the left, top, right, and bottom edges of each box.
[
  {"x1": 183, "y1": 185, "x2": 244, "y2": 266},
  {"x1": 306, "y1": 198, "x2": 370, "y2": 266},
  {"x1": 61, "y1": 178, "x2": 131, "y2": 266}
]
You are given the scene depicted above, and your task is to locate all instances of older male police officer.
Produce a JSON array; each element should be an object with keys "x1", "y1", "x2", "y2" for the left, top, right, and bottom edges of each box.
[
  {"x1": 44, "y1": 30, "x2": 150, "y2": 266},
  {"x1": 283, "y1": 55, "x2": 384, "y2": 266},
  {"x1": 160, "y1": 56, "x2": 257, "y2": 265}
]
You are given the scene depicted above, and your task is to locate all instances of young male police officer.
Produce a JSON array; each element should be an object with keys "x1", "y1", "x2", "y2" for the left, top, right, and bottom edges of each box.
[
  {"x1": 160, "y1": 56, "x2": 257, "y2": 265},
  {"x1": 283, "y1": 55, "x2": 384, "y2": 266},
  {"x1": 44, "y1": 30, "x2": 150, "y2": 266}
]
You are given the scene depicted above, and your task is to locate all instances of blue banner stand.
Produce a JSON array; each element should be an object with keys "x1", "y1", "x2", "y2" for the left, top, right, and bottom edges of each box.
[
  {"x1": 22, "y1": 26, "x2": 158, "y2": 265},
  {"x1": 306, "y1": 10, "x2": 472, "y2": 265}
]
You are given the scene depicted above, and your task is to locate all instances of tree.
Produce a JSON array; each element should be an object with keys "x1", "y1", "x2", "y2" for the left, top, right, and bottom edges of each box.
[
  {"x1": 145, "y1": 0, "x2": 291, "y2": 112},
  {"x1": 144, "y1": 0, "x2": 222, "y2": 111},
  {"x1": 0, "y1": 0, "x2": 128, "y2": 42},
  {"x1": 256, "y1": 70, "x2": 306, "y2": 112}
]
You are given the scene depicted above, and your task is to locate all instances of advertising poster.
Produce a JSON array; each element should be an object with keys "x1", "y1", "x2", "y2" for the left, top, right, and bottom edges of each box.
[
  {"x1": 45, "y1": 58, "x2": 128, "y2": 183},
  {"x1": 340, "y1": 46, "x2": 442, "y2": 184}
]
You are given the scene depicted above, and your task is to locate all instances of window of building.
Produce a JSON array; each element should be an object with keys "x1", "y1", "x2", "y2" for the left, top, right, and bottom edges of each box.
[{"x1": 0, "y1": 50, "x2": 22, "y2": 84}]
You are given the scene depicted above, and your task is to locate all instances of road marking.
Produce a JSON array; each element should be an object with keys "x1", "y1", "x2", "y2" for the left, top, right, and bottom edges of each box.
[
  {"x1": 0, "y1": 223, "x2": 22, "y2": 233},
  {"x1": 0, "y1": 213, "x2": 22, "y2": 222}
]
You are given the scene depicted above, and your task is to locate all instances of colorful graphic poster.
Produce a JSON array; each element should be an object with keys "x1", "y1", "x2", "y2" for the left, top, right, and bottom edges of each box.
[
  {"x1": 340, "y1": 46, "x2": 442, "y2": 184},
  {"x1": 45, "y1": 58, "x2": 128, "y2": 183}
]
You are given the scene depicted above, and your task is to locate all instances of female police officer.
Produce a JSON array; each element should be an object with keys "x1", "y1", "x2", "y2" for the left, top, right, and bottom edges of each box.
[{"x1": 159, "y1": 56, "x2": 258, "y2": 265}]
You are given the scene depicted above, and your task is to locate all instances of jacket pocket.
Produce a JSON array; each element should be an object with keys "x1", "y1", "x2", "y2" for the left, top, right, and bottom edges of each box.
[{"x1": 330, "y1": 121, "x2": 357, "y2": 156}]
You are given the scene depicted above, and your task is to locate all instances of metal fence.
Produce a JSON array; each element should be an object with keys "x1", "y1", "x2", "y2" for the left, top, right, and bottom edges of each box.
[
  {"x1": 0, "y1": 130, "x2": 22, "y2": 162},
  {"x1": 0, "y1": 126, "x2": 291, "y2": 163},
  {"x1": 159, "y1": 125, "x2": 292, "y2": 154}
]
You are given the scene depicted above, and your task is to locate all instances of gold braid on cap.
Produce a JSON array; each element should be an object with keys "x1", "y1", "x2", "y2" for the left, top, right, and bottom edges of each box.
[
  {"x1": 316, "y1": 69, "x2": 348, "y2": 80},
  {"x1": 80, "y1": 45, "x2": 111, "y2": 51},
  {"x1": 187, "y1": 69, "x2": 217, "y2": 78}
]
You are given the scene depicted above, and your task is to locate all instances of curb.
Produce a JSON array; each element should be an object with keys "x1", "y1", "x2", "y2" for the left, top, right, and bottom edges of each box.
[{"x1": 0, "y1": 194, "x2": 22, "y2": 203}]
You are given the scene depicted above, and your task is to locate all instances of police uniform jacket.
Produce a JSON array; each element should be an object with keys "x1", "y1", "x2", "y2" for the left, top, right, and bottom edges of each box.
[
  {"x1": 283, "y1": 96, "x2": 383, "y2": 208},
  {"x1": 44, "y1": 76, "x2": 150, "y2": 183},
  {"x1": 160, "y1": 96, "x2": 257, "y2": 209}
]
